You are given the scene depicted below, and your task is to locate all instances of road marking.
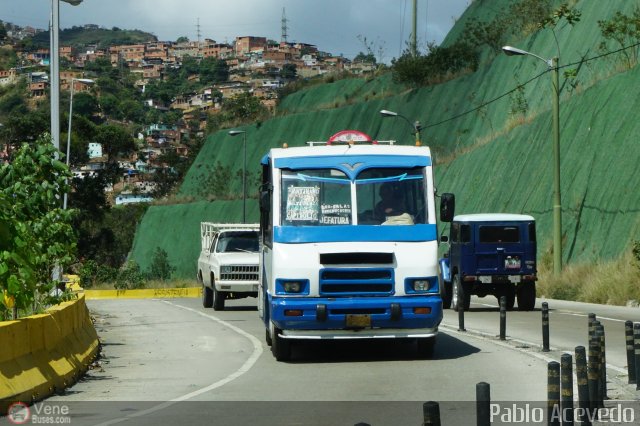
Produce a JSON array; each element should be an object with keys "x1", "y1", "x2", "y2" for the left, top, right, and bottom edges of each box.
[
  {"x1": 96, "y1": 300, "x2": 263, "y2": 426},
  {"x1": 555, "y1": 311, "x2": 627, "y2": 323},
  {"x1": 440, "y1": 323, "x2": 628, "y2": 375}
]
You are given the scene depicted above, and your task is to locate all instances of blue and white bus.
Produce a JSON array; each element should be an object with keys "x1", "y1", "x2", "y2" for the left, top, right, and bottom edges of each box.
[{"x1": 258, "y1": 130, "x2": 454, "y2": 361}]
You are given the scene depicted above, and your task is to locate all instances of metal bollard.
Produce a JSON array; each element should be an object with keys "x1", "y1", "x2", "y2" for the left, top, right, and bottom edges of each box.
[
  {"x1": 422, "y1": 401, "x2": 441, "y2": 426},
  {"x1": 587, "y1": 338, "x2": 600, "y2": 411},
  {"x1": 596, "y1": 324, "x2": 607, "y2": 401},
  {"x1": 499, "y1": 296, "x2": 506, "y2": 341},
  {"x1": 458, "y1": 302, "x2": 466, "y2": 332},
  {"x1": 560, "y1": 353, "x2": 574, "y2": 426},
  {"x1": 476, "y1": 382, "x2": 490, "y2": 426},
  {"x1": 575, "y1": 346, "x2": 592, "y2": 426},
  {"x1": 541, "y1": 302, "x2": 550, "y2": 352},
  {"x1": 634, "y1": 323, "x2": 640, "y2": 391},
  {"x1": 625, "y1": 320, "x2": 635, "y2": 384},
  {"x1": 548, "y1": 361, "x2": 561, "y2": 426}
]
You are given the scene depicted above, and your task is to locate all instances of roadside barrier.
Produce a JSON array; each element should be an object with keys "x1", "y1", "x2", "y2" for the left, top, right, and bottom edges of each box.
[
  {"x1": 575, "y1": 346, "x2": 591, "y2": 426},
  {"x1": 541, "y1": 302, "x2": 550, "y2": 352},
  {"x1": 634, "y1": 323, "x2": 640, "y2": 391},
  {"x1": 547, "y1": 361, "x2": 561, "y2": 426},
  {"x1": 625, "y1": 320, "x2": 635, "y2": 384},
  {"x1": 499, "y1": 296, "x2": 506, "y2": 341},
  {"x1": 475, "y1": 382, "x2": 490, "y2": 426},
  {"x1": 0, "y1": 294, "x2": 99, "y2": 408},
  {"x1": 560, "y1": 353, "x2": 574, "y2": 426},
  {"x1": 422, "y1": 401, "x2": 441, "y2": 426}
]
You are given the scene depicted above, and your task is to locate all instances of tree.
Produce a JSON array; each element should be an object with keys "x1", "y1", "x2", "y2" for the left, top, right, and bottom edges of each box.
[
  {"x1": 95, "y1": 124, "x2": 135, "y2": 161},
  {"x1": 0, "y1": 136, "x2": 75, "y2": 319},
  {"x1": 280, "y1": 63, "x2": 297, "y2": 80},
  {"x1": 146, "y1": 247, "x2": 175, "y2": 281},
  {"x1": 199, "y1": 57, "x2": 230, "y2": 85}
]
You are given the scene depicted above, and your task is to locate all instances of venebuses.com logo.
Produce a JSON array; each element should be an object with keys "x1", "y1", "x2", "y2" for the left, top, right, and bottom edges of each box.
[
  {"x1": 6, "y1": 402, "x2": 30, "y2": 425},
  {"x1": 6, "y1": 402, "x2": 71, "y2": 424}
]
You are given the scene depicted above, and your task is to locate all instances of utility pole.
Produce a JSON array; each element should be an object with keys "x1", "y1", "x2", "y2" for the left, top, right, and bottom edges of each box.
[{"x1": 411, "y1": 0, "x2": 418, "y2": 57}]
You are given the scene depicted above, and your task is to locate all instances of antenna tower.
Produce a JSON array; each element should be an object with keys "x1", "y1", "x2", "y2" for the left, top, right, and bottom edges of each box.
[{"x1": 281, "y1": 7, "x2": 289, "y2": 43}]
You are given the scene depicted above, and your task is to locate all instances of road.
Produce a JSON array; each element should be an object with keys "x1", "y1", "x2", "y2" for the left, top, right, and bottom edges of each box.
[{"x1": 35, "y1": 295, "x2": 640, "y2": 425}]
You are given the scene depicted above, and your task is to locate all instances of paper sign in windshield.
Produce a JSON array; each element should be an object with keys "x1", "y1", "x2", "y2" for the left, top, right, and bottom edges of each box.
[{"x1": 286, "y1": 186, "x2": 320, "y2": 221}]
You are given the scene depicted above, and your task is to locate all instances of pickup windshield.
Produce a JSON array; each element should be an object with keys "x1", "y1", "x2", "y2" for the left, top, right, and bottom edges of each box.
[
  {"x1": 216, "y1": 231, "x2": 259, "y2": 253},
  {"x1": 280, "y1": 167, "x2": 427, "y2": 226}
]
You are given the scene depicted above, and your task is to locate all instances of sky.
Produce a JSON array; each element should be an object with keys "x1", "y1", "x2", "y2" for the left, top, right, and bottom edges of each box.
[{"x1": 0, "y1": 0, "x2": 470, "y2": 63}]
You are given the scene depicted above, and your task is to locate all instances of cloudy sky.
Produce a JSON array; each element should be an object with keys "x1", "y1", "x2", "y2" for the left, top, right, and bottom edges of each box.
[{"x1": 1, "y1": 0, "x2": 470, "y2": 62}]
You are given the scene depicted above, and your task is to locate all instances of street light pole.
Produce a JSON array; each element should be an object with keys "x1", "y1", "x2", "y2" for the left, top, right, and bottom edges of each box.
[
  {"x1": 502, "y1": 46, "x2": 562, "y2": 274},
  {"x1": 64, "y1": 78, "x2": 94, "y2": 210},
  {"x1": 51, "y1": 0, "x2": 84, "y2": 156},
  {"x1": 228, "y1": 130, "x2": 247, "y2": 223},
  {"x1": 379, "y1": 109, "x2": 423, "y2": 146}
]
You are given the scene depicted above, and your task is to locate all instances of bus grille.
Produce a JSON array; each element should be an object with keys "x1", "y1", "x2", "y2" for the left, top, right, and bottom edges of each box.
[
  {"x1": 319, "y1": 268, "x2": 394, "y2": 296},
  {"x1": 220, "y1": 265, "x2": 259, "y2": 281}
]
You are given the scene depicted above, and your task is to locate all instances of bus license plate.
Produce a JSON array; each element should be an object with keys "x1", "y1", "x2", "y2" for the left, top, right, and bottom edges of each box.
[{"x1": 346, "y1": 314, "x2": 371, "y2": 328}]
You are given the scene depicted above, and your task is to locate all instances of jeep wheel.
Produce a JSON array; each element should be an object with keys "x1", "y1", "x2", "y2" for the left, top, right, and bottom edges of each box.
[
  {"x1": 201, "y1": 273, "x2": 213, "y2": 308},
  {"x1": 452, "y1": 275, "x2": 470, "y2": 312},
  {"x1": 271, "y1": 327, "x2": 291, "y2": 361},
  {"x1": 442, "y1": 280, "x2": 452, "y2": 309},
  {"x1": 502, "y1": 284, "x2": 516, "y2": 311},
  {"x1": 517, "y1": 281, "x2": 536, "y2": 311}
]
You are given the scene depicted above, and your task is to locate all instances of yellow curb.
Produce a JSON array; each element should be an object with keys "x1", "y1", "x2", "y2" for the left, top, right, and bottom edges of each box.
[{"x1": 83, "y1": 287, "x2": 201, "y2": 300}]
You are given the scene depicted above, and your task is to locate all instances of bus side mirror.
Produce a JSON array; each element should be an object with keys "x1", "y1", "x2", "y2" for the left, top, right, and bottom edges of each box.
[
  {"x1": 440, "y1": 193, "x2": 455, "y2": 222},
  {"x1": 260, "y1": 190, "x2": 270, "y2": 213}
]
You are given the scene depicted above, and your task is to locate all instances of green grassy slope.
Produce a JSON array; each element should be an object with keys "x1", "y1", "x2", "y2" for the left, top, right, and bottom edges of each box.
[{"x1": 130, "y1": 0, "x2": 640, "y2": 279}]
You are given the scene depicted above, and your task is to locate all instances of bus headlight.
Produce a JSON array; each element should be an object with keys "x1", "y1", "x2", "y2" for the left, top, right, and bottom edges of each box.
[
  {"x1": 283, "y1": 281, "x2": 302, "y2": 293},
  {"x1": 405, "y1": 277, "x2": 438, "y2": 294},
  {"x1": 413, "y1": 280, "x2": 430, "y2": 291}
]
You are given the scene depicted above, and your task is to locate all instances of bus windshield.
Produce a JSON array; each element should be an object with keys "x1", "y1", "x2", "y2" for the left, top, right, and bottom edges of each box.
[{"x1": 280, "y1": 167, "x2": 427, "y2": 226}]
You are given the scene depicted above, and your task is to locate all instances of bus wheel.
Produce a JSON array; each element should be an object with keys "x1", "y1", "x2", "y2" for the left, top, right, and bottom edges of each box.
[
  {"x1": 442, "y1": 280, "x2": 452, "y2": 309},
  {"x1": 265, "y1": 328, "x2": 272, "y2": 347},
  {"x1": 271, "y1": 327, "x2": 291, "y2": 361}
]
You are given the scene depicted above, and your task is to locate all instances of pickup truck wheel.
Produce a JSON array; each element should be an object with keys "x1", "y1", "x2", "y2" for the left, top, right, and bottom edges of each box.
[
  {"x1": 271, "y1": 327, "x2": 291, "y2": 361},
  {"x1": 517, "y1": 281, "x2": 536, "y2": 311},
  {"x1": 442, "y1": 281, "x2": 452, "y2": 309},
  {"x1": 416, "y1": 336, "x2": 436, "y2": 359},
  {"x1": 452, "y1": 275, "x2": 470, "y2": 312},
  {"x1": 212, "y1": 286, "x2": 226, "y2": 311},
  {"x1": 202, "y1": 283, "x2": 213, "y2": 308}
]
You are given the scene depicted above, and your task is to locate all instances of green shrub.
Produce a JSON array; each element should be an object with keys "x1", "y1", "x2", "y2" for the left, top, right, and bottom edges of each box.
[
  {"x1": 146, "y1": 247, "x2": 175, "y2": 281},
  {"x1": 114, "y1": 260, "x2": 146, "y2": 290}
]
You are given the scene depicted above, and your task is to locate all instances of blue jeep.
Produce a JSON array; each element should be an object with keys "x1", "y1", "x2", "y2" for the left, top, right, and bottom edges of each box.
[{"x1": 439, "y1": 214, "x2": 537, "y2": 311}]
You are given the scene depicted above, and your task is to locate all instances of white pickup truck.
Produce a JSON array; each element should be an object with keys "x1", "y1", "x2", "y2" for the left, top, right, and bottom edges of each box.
[{"x1": 197, "y1": 223, "x2": 260, "y2": 310}]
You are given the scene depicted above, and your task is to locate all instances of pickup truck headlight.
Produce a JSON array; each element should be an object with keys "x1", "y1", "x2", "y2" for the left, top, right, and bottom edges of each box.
[{"x1": 221, "y1": 266, "x2": 232, "y2": 274}]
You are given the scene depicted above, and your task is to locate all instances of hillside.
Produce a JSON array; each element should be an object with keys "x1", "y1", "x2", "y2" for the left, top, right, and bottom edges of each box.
[
  {"x1": 130, "y1": 0, "x2": 640, "y2": 279},
  {"x1": 29, "y1": 27, "x2": 156, "y2": 50}
]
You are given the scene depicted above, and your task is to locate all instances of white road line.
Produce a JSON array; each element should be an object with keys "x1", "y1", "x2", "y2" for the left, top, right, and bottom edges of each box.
[{"x1": 96, "y1": 300, "x2": 263, "y2": 426}]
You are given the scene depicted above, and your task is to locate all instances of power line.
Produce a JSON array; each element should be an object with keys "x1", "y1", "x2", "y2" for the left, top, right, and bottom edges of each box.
[{"x1": 423, "y1": 40, "x2": 640, "y2": 129}]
